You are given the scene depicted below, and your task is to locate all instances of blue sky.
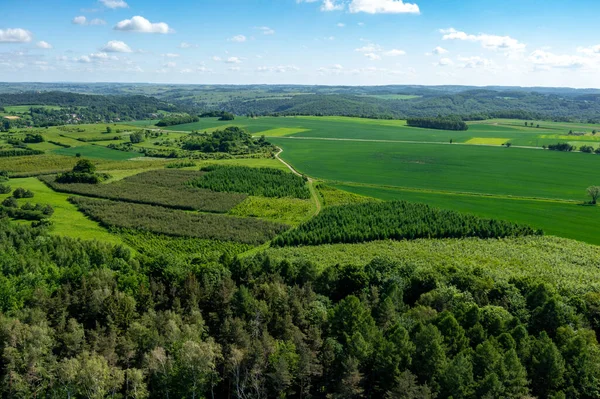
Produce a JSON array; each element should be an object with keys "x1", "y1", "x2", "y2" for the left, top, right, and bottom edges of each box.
[{"x1": 1, "y1": 0, "x2": 600, "y2": 87}]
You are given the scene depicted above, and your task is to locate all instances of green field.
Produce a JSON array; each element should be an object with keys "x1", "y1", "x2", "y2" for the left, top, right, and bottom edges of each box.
[
  {"x1": 270, "y1": 138, "x2": 598, "y2": 201},
  {"x1": 52, "y1": 145, "x2": 141, "y2": 160},
  {"x1": 0, "y1": 177, "x2": 123, "y2": 245},
  {"x1": 4, "y1": 105, "x2": 63, "y2": 113}
]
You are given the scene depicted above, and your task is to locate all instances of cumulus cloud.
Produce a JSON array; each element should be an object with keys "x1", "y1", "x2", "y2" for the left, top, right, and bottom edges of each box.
[
  {"x1": 458, "y1": 56, "x2": 494, "y2": 69},
  {"x1": 73, "y1": 16, "x2": 106, "y2": 26},
  {"x1": 256, "y1": 26, "x2": 275, "y2": 35},
  {"x1": 212, "y1": 56, "x2": 222, "y2": 61},
  {"x1": 100, "y1": 0, "x2": 129, "y2": 9},
  {"x1": 383, "y1": 49, "x2": 406, "y2": 56},
  {"x1": 0, "y1": 28, "x2": 33, "y2": 43},
  {"x1": 440, "y1": 28, "x2": 525, "y2": 52},
  {"x1": 114, "y1": 16, "x2": 173, "y2": 34},
  {"x1": 164, "y1": 61, "x2": 177, "y2": 68},
  {"x1": 321, "y1": 0, "x2": 344, "y2": 11},
  {"x1": 257, "y1": 65, "x2": 300, "y2": 73},
  {"x1": 437, "y1": 57, "x2": 453, "y2": 67},
  {"x1": 36, "y1": 41, "x2": 53, "y2": 49},
  {"x1": 75, "y1": 52, "x2": 118, "y2": 63},
  {"x1": 355, "y1": 43, "x2": 383, "y2": 53},
  {"x1": 318, "y1": 64, "x2": 344, "y2": 74},
  {"x1": 229, "y1": 35, "x2": 247, "y2": 42},
  {"x1": 162, "y1": 53, "x2": 180, "y2": 58},
  {"x1": 225, "y1": 57, "x2": 242, "y2": 64},
  {"x1": 229, "y1": 66, "x2": 241, "y2": 71},
  {"x1": 101, "y1": 40, "x2": 132, "y2": 53},
  {"x1": 179, "y1": 42, "x2": 197, "y2": 49},
  {"x1": 432, "y1": 46, "x2": 448, "y2": 55},
  {"x1": 364, "y1": 53, "x2": 381, "y2": 60},
  {"x1": 337, "y1": 23, "x2": 346, "y2": 27},
  {"x1": 349, "y1": 0, "x2": 420, "y2": 14},
  {"x1": 528, "y1": 50, "x2": 590, "y2": 69},
  {"x1": 577, "y1": 45, "x2": 600, "y2": 55}
]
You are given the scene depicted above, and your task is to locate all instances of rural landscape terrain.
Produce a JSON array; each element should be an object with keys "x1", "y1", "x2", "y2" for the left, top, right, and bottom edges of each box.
[{"x1": 3, "y1": 0, "x2": 600, "y2": 397}]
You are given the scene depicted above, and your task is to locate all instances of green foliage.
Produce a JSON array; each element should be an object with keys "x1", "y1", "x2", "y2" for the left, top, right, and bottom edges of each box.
[
  {"x1": 69, "y1": 196, "x2": 288, "y2": 244},
  {"x1": 229, "y1": 196, "x2": 313, "y2": 225},
  {"x1": 155, "y1": 113, "x2": 200, "y2": 127},
  {"x1": 273, "y1": 201, "x2": 540, "y2": 247},
  {"x1": 130, "y1": 131, "x2": 145, "y2": 143},
  {"x1": 182, "y1": 126, "x2": 272, "y2": 155},
  {"x1": 317, "y1": 183, "x2": 376, "y2": 207},
  {"x1": 54, "y1": 158, "x2": 108, "y2": 184},
  {"x1": 548, "y1": 143, "x2": 576, "y2": 152},
  {"x1": 0, "y1": 149, "x2": 44, "y2": 157},
  {"x1": 406, "y1": 116, "x2": 469, "y2": 131},
  {"x1": 42, "y1": 169, "x2": 246, "y2": 212},
  {"x1": 23, "y1": 133, "x2": 44, "y2": 143},
  {"x1": 0, "y1": 184, "x2": 11, "y2": 195},
  {"x1": 72, "y1": 159, "x2": 96, "y2": 174},
  {"x1": 12, "y1": 187, "x2": 34, "y2": 198},
  {"x1": 192, "y1": 165, "x2": 311, "y2": 199},
  {"x1": 165, "y1": 160, "x2": 196, "y2": 169},
  {"x1": 580, "y1": 145, "x2": 594, "y2": 153}
]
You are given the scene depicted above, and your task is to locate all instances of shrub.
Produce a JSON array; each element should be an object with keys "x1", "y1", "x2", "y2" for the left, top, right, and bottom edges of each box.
[
  {"x1": 548, "y1": 143, "x2": 576, "y2": 152},
  {"x1": 580, "y1": 145, "x2": 595, "y2": 153},
  {"x1": 0, "y1": 184, "x2": 10, "y2": 194},
  {"x1": 12, "y1": 187, "x2": 34, "y2": 199},
  {"x1": 72, "y1": 159, "x2": 96, "y2": 174},
  {"x1": 2, "y1": 197, "x2": 18, "y2": 208}
]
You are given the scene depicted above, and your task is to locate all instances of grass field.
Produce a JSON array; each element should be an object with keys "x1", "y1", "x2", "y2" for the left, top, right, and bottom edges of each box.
[
  {"x1": 4, "y1": 105, "x2": 62, "y2": 113},
  {"x1": 0, "y1": 178, "x2": 123, "y2": 245},
  {"x1": 52, "y1": 145, "x2": 141, "y2": 160},
  {"x1": 270, "y1": 138, "x2": 599, "y2": 201}
]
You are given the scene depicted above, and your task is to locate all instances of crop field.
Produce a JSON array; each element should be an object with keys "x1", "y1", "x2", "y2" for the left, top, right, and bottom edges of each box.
[
  {"x1": 0, "y1": 177, "x2": 123, "y2": 245},
  {"x1": 52, "y1": 145, "x2": 141, "y2": 160},
  {"x1": 270, "y1": 138, "x2": 598, "y2": 201}
]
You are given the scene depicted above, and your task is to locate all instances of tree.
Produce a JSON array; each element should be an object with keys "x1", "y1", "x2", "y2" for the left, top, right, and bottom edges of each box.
[
  {"x1": 587, "y1": 186, "x2": 600, "y2": 205},
  {"x1": 530, "y1": 332, "x2": 565, "y2": 397},
  {"x1": 73, "y1": 159, "x2": 96, "y2": 174},
  {"x1": 106, "y1": 126, "x2": 112, "y2": 134},
  {"x1": 386, "y1": 370, "x2": 434, "y2": 399},
  {"x1": 505, "y1": 142, "x2": 512, "y2": 148},
  {"x1": 130, "y1": 132, "x2": 145, "y2": 144}
]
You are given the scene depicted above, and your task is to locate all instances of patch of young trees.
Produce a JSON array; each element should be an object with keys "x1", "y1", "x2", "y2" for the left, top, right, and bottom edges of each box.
[
  {"x1": 406, "y1": 116, "x2": 469, "y2": 131},
  {"x1": 192, "y1": 165, "x2": 311, "y2": 199},
  {"x1": 55, "y1": 159, "x2": 109, "y2": 184},
  {"x1": 547, "y1": 142, "x2": 576, "y2": 152},
  {"x1": 70, "y1": 196, "x2": 287, "y2": 244},
  {"x1": 42, "y1": 169, "x2": 246, "y2": 213},
  {"x1": 272, "y1": 201, "x2": 540, "y2": 247},
  {"x1": 181, "y1": 126, "x2": 274, "y2": 155}
]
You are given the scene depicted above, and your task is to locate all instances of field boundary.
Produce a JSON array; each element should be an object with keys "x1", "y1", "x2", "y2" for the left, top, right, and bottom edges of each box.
[{"x1": 275, "y1": 147, "x2": 321, "y2": 216}]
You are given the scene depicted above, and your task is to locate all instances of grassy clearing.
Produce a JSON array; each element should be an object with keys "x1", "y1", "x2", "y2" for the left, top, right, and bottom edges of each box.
[
  {"x1": 254, "y1": 128, "x2": 310, "y2": 137},
  {"x1": 52, "y1": 145, "x2": 141, "y2": 160},
  {"x1": 317, "y1": 184, "x2": 378, "y2": 207},
  {"x1": 465, "y1": 137, "x2": 509, "y2": 145},
  {"x1": 229, "y1": 196, "x2": 313, "y2": 225},
  {"x1": 264, "y1": 236, "x2": 600, "y2": 294},
  {"x1": 0, "y1": 177, "x2": 123, "y2": 245},
  {"x1": 336, "y1": 184, "x2": 600, "y2": 246},
  {"x1": 271, "y1": 138, "x2": 600, "y2": 201}
]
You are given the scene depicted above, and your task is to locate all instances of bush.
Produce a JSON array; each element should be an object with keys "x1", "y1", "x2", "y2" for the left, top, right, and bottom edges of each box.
[
  {"x1": 2, "y1": 197, "x2": 18, "y2": 208},
  {"x1": 0, "y1": 184, "x2": 10, "y2": 194},
  {"x1": 72, "y1": 159, "x2": 96, "y2": 174},
  {"x1": 548, "y1": 143, "x2": 576, "y2": 152},
  {"x1": 12, "y1": 187, "x2": 34, "y2": 199},
  {"x1": 580, "y1": 145, "x2": 595, "y2": 153},
  {"x1": 130, "y1": 132, "x2": 144, "y2": 144},
  {"x1": 165, "y1": 161, "x2": 196, "y2": 169},
  {"x1": 23, "y1": 133, "x2": 44, "y2": 143}
]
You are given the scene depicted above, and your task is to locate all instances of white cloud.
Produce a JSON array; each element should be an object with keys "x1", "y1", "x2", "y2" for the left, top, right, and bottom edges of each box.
[
  {"x1": 164, "y1": 62, "x2": 177, "y2": 68},
  {"x1": 75, "y1": 52, "x2": 118, "y2": 63},
  {"x1": 90, "y1": 18, "x2": 107, "y2": 25},
  {"x1": 358, "y1": 22, "x2": 365, "y2": 26},
  {"x1": 577, "y1": 45, "x2": 600, "y2": 55},
  {"x1": 437, "y1": 57, "x2": 453, "y2": 67},
  {"x1": 458, "y1": 56, "x2": 494, "y2": 69},
  {"x1": 337, "y1": 23, "x2": 345, "y2": 28},
  {"x1": 355, "y1": 43, "x2": 382, "y2": 52},
  {"x1": 73, "y1": 16, "x2": 87, "y2": 25},
  {"x1": 0, "y1": 28, "x2": 33, "y2": 43},
  {"x1": 179, "y1": 42, "x2": 197, "y2": 49},
  {"x1": 321, "y1": 0, "x2": 344, "y2": 11},
  {"x1": 364, "y1": 52, "x2": 381, "y2": 60},
  {"x1": 114, "y1": 16, "x2": 173, "y2": 34},
  {"x1": 76, "y1": 55, "x2": 92, "y2": 63},
  {"x1": 432, "y1": 46, "x2": 448, "y2": 55},
  {"x1": 36, "y1": 41, "x2": 53, "y2": 49},
  {"x1": 229, "y1": 66, "x2": 241, "y2": 71},
  {"x1": 73, "y1": 16, "x2": 106, "y2": 26},
  {"x1": 257, "y1": 65, "x2": 300, "y2": 73},
  {"x1": 383, "y1": 49, "x2": 406, "y2": 56},
  {"x1": 349, "y1": 0, "x2": 420, "y2": 14},
  {"x1": 101, "y1": 40, "x2": 132, "y2": 53},
  {"x1": 528, "y1": 50, "x2": 590, "y2": 69},
  {"x1": 440, "y1": 28, "x2": 526, "y2": 52},
  {"x1": 162, "y1": 53, "x2": 180, "y2": 58},
  {"x1": 180, "y1": 68, "x2": 193, "y2": 74},
  {"x1": 212, "y1": 56, "x2": 222, "y2": 61},
  {"x1": 256, "y1": 26, "x2": 275, "y2": 35},
  {"x1": 197, "y1": 66, "x2": 212, "y2": 73},
  {"x1": 225, "y1": 57, "x2": 242, "y2": 64},
  {"x1": 229, "y1": 35, "x2": 247, "y2": 42},
  {"x1": 100, "y1": 0, "x2": 129, "y2": 9},
  {"x1": 318, "y1": 64, "x2": 344, "y2": 74}
]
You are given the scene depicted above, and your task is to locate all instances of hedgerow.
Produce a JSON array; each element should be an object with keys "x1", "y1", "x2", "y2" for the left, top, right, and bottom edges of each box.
[{"x1": 272, "y1": 200, "x2": 541, "y2": 246}]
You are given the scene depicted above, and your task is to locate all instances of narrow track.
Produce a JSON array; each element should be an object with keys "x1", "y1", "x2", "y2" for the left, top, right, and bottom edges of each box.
[{"x1": 275, "y1": 147, "x2": 321, "y2": 216}]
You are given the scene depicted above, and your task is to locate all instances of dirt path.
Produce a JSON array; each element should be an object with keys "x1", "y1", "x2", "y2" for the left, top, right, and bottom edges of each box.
[{"x1": 275, "y1": 147, "x2": 322, "y2": 216}]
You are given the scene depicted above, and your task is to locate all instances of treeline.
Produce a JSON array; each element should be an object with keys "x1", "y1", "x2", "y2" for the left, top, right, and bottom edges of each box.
[
  {"x1": 200, "y1": 110, "x2": 235, "y2": 120},
  {"x1": 547, "y1": 143, "x2": 576, "y2": 152},
  {"x1": 70, "y1": 196, "x2": 288, "y2": 244},
  {"x1": 155, "y1": 114, "x2": 199, "y2": 127},
  {"x1": 41, "y1": 169, "x2": 246, "y2": 213},
  {"x1": 0, "y1": 148, "x2": 43, "y2": 157},
  {"x1": 0, "y1": 92, "x2": 178, "y2": 127},
  {"x1": 273, "y1": 201, "x2": 539, "y2": 247},
  {"x1": 192, "y1": 165, "x2": 311, "y2": 199},
  {"x1": 0, "y1": 220, "x2": 600, "y2": 397},
  {"x1": 181, "y1": 126, "x2": 274, "y2": 155},
  {"x1": 407, "y1": 116, "x2": 469, "y2": 131}
]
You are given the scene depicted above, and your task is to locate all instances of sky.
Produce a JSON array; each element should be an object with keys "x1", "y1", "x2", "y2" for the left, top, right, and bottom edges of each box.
[{"x1": 2, "y1": 0, "x2": 600, "y2": 87}]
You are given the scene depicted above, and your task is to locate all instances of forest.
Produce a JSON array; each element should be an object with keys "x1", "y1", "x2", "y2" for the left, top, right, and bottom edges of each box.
[
  {"x1": 406, "y1": 117, "x2": 469, "y2": 131},
  {"x1": 0, "y1": 220, "x2": 599, "y2": 398},
  {"x1": 155, "y1": 114, "x2": 200, "y2": 127},
  {"x1": 273, "y1": 201, "x2": 540, "y2": 247}
]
